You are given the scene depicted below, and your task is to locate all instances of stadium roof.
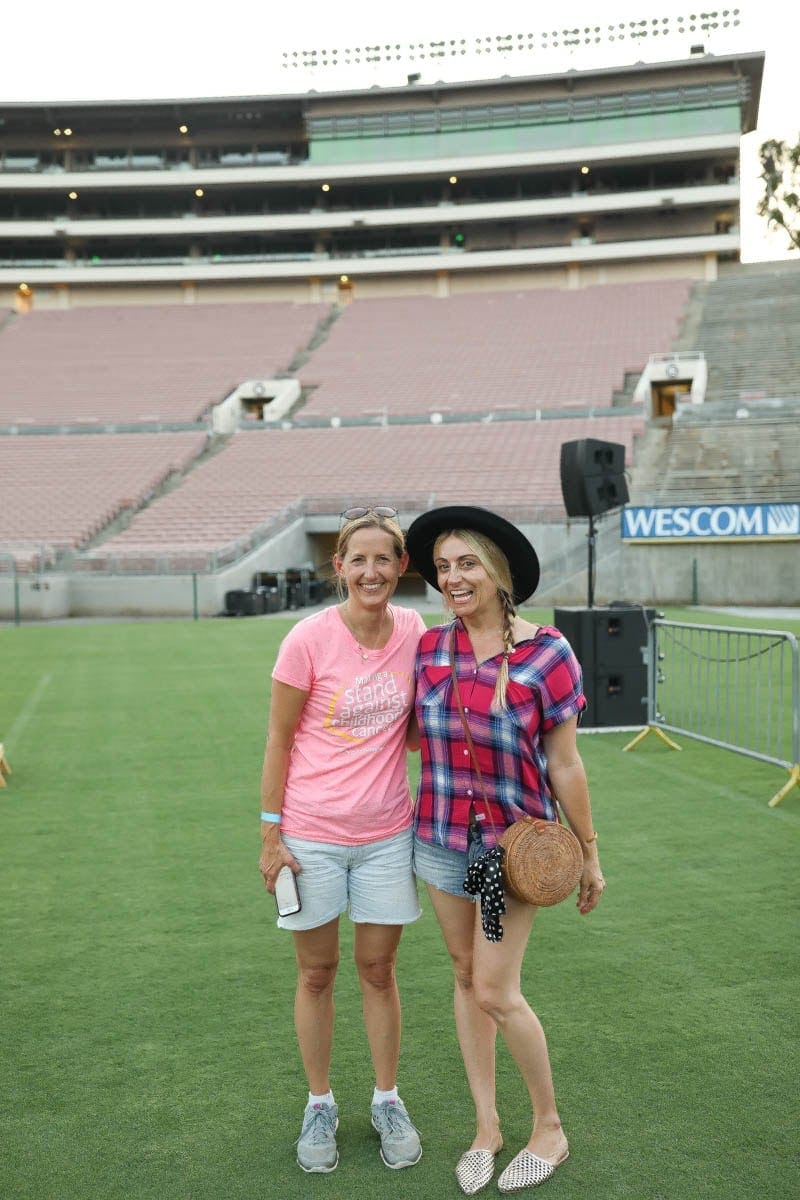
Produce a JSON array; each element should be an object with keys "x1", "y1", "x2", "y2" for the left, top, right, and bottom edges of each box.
[{"x1": 0, "y1": 49, "x2": 764, "y2": 130}]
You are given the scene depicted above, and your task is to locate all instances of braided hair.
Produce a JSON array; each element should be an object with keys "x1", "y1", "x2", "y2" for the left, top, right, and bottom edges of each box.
[{"x1": 495, "y1": 585, "x2": 517, "y2": 712}]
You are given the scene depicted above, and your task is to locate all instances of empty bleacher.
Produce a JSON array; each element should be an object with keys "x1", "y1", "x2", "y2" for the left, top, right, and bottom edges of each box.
[
  {"x1": 630, "y1": 412, "x2": 800, "y2": 506},
  {"x1": 0, "y1": 301, "x2": 330, "y2": 428},
  {"x1": 83, "y1": 416, "x2": 644, "y2": 567},
  {"x1": 297, "y1": 281, "x2": 692, "y2": 419},
  {"x1": 14, "y1": 273, "x2": 785, "y2": 583},
  {"x1": 0, "y1": 431, "x2": 208, "y2": 567},
  {"x1": 677, "y1": 264, "x2": 800, "y2": 407}
]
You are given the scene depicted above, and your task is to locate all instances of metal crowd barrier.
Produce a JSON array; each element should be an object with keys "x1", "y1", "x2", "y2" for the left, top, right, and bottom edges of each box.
[{"x1": 624, "y1": 619, "x2": 800, "y2": 807}]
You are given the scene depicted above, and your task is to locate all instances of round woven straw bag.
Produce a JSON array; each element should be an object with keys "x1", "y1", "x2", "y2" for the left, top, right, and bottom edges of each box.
[{"x1": 500, "y1": 817, "x2": 583, "y2": 907}]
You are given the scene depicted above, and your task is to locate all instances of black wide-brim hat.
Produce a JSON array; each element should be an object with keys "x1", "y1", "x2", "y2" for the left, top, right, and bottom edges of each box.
[{"x1": 406, "y1": 505, "x2": 540, "y2": 606}]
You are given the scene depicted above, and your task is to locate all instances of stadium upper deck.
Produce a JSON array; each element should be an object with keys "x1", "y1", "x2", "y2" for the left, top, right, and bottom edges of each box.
[{"x1": 0, "y1": 50, "x2": 763, "y2": 306}]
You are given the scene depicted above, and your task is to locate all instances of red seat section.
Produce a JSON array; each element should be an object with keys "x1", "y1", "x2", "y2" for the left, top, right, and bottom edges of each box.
[
  {"x1": 93, "y1": 417, "x2": 643, "y2": 562},
  {"x1": 298, "y1": 281, "x2": 691, "y2": 418},
  {"x1": 0, "y1": 431, "x2": 208, "y2": 566},
  {"x1": 0, "y1": 302, "x2": 329, "y2": 427}
]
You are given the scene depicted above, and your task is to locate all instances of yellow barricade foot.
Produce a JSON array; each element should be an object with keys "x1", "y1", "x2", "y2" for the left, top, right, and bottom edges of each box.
[
  {"x1": 0, "y1": 742, "x2": 11, "y2": 788},
  {"x1": 768, "y1": 764, "x2": 800, "y2": 808}
]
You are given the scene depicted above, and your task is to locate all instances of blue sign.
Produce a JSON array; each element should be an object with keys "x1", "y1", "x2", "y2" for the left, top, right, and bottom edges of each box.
[{"x1": 621, "y1": 503, "x2": 800, "y2": 542}]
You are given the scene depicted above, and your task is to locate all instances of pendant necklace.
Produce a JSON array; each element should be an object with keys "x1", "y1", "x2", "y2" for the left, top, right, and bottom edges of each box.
[
  {"x1": 355, "y1": 643, "x2": 370, "y2": 661},
  {"x1": 342, "y1": 608, "x2": 387, "y2": 660}
]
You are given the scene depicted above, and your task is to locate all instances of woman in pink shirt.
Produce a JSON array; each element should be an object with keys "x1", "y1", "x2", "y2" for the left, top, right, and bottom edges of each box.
[{"x1": 258, "y1": 506, "x2": 426, "y2": 1176}]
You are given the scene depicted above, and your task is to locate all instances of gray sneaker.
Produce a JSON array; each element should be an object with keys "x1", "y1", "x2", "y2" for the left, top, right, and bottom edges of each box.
[
  {"x1": 370, "y1": 1098, "x2": 422, "y2": 1169},
  {"x1": 296, "y1": 1101, "x2": 339, "y2": 1173}
]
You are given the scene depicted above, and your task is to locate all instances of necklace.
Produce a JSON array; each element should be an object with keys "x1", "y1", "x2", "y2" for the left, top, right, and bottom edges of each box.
[{"x1": 341, "y1": 607, "x2": 390, "y2": 660}]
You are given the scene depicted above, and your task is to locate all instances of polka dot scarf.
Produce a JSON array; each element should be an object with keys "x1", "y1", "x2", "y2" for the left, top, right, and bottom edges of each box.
[{"x1": 463, "y1": 845, "x2": 507, "y2": 942}]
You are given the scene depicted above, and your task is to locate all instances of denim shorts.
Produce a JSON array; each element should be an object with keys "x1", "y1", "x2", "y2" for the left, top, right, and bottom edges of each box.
[
  {"x1": 413, "y1": 827, "x2": 486, "y2": 900},
  {"x1": 277, "y1": 827, "x2": 421, "y2": 932}
]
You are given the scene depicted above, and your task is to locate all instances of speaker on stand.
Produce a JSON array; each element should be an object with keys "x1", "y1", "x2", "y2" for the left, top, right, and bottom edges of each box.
[
  {"x1": 559, "y1": 438, "x2": 629, "y2": 609},
  {"x1": 557, "y1": 439, "x2": 642, "y2": 725}
]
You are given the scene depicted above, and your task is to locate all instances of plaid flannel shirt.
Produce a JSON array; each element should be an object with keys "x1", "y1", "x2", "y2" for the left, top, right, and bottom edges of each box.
[{"x1": 414, "y1": 621, "x2": 586, "y2": 851}]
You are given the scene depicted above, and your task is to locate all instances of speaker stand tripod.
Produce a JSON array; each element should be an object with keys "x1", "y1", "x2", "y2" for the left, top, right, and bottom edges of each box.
[{"x1": 586, "y1": 514, "x2": 597, "y2": 608}]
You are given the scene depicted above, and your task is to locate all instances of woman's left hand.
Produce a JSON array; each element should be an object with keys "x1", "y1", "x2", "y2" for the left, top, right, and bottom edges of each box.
[{"x1": 577, "y1": 861, "x2": 606, "y2": 915}]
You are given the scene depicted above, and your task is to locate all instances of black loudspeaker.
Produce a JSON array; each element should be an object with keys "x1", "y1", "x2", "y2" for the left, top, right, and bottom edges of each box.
[
  {"x1": 560, "y1": 439, "x2": 629, "y2": 518},
  {"x1": 242, "y1": 591, "x2": 266, "y2": 616},
  {"x1": 225, "y1": 589, "x2": 249, "y2": 617},
  {"x1": 554, "y1": 606, "x2": 654, "y2": 727},
  {"x1": 592, "y1": 667, "x2": 649, "y2": 727},
  {"x1": 225, "y1": 589, "x2": 265, "y2": 617}
]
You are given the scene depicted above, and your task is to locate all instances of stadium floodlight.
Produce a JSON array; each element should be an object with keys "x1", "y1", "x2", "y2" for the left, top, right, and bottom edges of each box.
[{"x1": 285, "y1": 10, "x2": 743, "y2": 78}]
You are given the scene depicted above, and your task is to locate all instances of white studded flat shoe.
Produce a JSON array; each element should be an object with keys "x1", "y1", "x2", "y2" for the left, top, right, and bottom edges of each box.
[
  {"x1": 455, "y1": 1148, "x2": 499, "y2": 1195},
  {"x1": 497, "y1": 1148, "x2": 569, "y2": 1192}
]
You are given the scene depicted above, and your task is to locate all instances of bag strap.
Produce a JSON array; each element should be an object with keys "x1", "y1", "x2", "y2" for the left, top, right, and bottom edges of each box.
[{"x1": 449, "y1": 624, "x2": 502, "y2": 843}]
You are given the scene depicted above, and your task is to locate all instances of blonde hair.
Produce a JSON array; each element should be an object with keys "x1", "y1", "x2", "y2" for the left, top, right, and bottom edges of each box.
[
  {"x1": 434, "y1": 528, "x2": 517, "y2": 712},
  {"x1": 334, "y1": 512, "x2": 407, "y2": 600}
]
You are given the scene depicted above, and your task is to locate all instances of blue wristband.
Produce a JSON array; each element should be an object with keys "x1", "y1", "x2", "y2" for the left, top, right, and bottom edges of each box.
[{"x1": 260, "y1": 811, "x2": 281, "y2": 824}]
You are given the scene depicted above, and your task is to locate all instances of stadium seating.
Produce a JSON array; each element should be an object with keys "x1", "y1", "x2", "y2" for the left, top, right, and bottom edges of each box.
[
  {"x1": 86, "y1": 417, "x2": 644, "y2": 565},
  {"x1": 297, "y1": 281, "x2": 692, "y2": 418},
  {"x1": 9, "y1": 266, "x2": 798, "y2": 575},
  {"x1": 676, "y1": 265, "x2": 800, "y2": 407},
  {"x1": 0, "y1": 302, "x2": 330, "y2": 427},
  {"x1": 631, "y1": 414, "x2": 800, "y2": 505},
  {"x1": 0, "y1": 431, "x2": 208, "y2": 565}
]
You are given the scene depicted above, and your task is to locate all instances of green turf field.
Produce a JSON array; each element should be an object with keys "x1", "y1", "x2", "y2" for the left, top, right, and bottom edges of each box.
[{"x1": 1, "y1": 609, "x2": 797, "y2": 1199}]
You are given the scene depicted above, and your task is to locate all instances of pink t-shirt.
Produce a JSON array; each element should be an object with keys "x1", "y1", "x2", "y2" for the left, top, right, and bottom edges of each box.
[{"x1": 271, "y1": 603, "x2": 426, "y2": 846}]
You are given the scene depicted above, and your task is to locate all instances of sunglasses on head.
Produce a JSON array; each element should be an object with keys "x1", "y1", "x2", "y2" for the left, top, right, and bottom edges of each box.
[{"x1": 340, "y1": 506, "x2": 398, "y2": 522}]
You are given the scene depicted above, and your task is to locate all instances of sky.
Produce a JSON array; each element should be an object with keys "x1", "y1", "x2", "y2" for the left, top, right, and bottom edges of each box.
[{"x1": 4, "y1": 1, "x2": 798, "y2": 262}]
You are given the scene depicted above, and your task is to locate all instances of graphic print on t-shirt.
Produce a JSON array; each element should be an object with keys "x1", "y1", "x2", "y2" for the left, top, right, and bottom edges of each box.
[{"x1": 324, "y1": 669, "x2": 413, "y2": 743}]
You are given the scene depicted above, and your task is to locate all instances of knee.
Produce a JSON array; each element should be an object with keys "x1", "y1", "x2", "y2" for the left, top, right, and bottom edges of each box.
[
  {"x1": 356, "y1": 955, "x2": 396, "y2": 993},
  {"x1": 473, "y1": 980, "x2": 517, "y2": 1022},
  {"x1": 451, "y1": 952, "x2": 475, "y2": 996},
  {"x1": 299, "y1": 959, "x2": 338, "y2": 997}
]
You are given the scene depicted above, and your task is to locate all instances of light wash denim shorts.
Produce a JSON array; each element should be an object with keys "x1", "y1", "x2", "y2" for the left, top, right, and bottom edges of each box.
[
  {"x1": 277, "y1": 827, "x2": 421, "y2": 932},
  {"x1": 413, "y1": 827, "x2": 485, "y2": 900}
]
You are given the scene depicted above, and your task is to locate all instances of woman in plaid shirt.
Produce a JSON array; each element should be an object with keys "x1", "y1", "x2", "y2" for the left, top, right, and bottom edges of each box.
[{"x1": 406, "y1": 506, "x2": 605, "y2": 1196}]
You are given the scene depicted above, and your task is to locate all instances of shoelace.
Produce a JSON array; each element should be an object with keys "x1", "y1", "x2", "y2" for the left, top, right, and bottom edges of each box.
[
  {"x1": 302, "y1": 1108, "x2": 336, "y2": 1145},
  {"x1": 376, "y1": 1104, "x2": 416, "y2": 1137}
]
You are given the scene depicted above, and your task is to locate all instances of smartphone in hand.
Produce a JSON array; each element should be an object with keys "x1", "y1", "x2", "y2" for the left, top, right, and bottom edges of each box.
[{"x1": 274, "y1": 865, "x2": 301, "y2": 917}]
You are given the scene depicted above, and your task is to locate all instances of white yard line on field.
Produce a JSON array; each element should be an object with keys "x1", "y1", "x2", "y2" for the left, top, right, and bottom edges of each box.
[{"x1": 5, "y1": 673, "x2": 52, "y2": 750}]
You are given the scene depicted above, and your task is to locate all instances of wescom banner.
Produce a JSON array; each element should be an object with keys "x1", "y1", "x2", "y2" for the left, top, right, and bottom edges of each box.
[{"x1": 621, "y1": 503, "x2": 800, "y2": 542}]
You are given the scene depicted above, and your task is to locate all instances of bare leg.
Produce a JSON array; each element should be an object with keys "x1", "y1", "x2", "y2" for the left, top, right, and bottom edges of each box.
[
  {"x1": 426, "y1": 884, "x2": 502, "y2": 1153},
  {"x1": 472, "y1": 895, "x2": 568, "y2": 1163},
  {"x1": 292, "y1": 918, "x2": 340, "y2": 1095},
  {"x1": 353, "y1": 923, "x2": 403, "y2": 1090}
]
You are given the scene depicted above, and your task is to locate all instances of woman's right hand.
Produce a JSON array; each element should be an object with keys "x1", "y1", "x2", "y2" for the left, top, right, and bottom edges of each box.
[{"x1": 259, "y1": 827, "x2": 300, "y2": 894}]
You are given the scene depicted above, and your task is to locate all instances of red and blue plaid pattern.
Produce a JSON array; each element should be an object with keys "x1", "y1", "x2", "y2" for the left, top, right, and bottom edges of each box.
[{"x1": 414, "y1": 621, "x2": 586, "y2": 851}]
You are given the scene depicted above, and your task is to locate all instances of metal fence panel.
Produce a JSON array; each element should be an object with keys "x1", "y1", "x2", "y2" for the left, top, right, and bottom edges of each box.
[{"x1": 626, "y1": 620, "x2": 799, "y2": 806}]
